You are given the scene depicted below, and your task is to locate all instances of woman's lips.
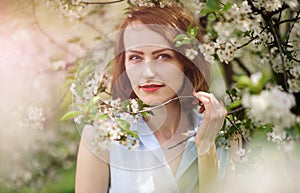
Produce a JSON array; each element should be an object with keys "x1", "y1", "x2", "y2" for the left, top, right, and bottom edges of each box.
[{"x1": 139, "y1": 84, "x2": 164, "y2": 92}]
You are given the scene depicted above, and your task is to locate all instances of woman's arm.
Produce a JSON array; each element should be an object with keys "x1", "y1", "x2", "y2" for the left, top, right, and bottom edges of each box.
[
  {"x1": 75, "y1": 126, "x2": 110, "y2": 193},
  {"x1": 193, "y1": 91, "x2": 227, "y2": 193},
  {"x1": 197, "y1": 144, "x2": 220, "y2": 193}
]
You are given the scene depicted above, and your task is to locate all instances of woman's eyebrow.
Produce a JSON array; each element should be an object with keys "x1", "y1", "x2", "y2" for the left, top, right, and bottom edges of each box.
[
  {"x1": 152, "y1": 48, "x2": 173, "y2": 55},
  {"x1": 126, "y1": 48, "x2": 173, "y2": 55},
  {"x1": 126, "y1": 49, "x2": 144, "y2": 55}
]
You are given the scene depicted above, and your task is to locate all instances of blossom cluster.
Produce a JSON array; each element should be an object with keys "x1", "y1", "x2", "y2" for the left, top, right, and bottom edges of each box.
[
  {"x1": 54, "y1": 0, "x2": 87, "y2": 19},
  {"x1": 242, "y1": 87, "x2": 296, "y2": 129},
  {"x1": 18, "y1": 106, "x2": 46, "y2": 130},
  {"x1": 199, "y1": 38, "x2": 238, "y2": 64},
  {"x1": 198, "y1": 1, "x2": 257, "y2": 64},
  {"x1": 67, "y1": 64, "x2": 146, "y2": 150},
  {"x1": 252, "y1": 0, "x2": 299, "y2": 12},
  {"x1": 129, "y1": 0, "x2": 178, "y2": 8}
]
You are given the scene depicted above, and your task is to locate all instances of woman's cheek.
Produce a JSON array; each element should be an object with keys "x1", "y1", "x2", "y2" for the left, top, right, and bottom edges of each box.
[{"x1": 125, "y1": 65, "x2": 142, "y2": 90}]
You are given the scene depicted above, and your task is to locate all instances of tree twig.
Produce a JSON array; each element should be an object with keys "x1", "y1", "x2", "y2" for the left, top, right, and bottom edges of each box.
[
  {"x1": 31, "y1": 1, "x2": 79, "y2": 58},
  {"x1": 82, "y1": 0, "x2": 125, "y2": 5},
  {"x1": 138, "y1": 96, "x2": 195, "y2": 113},
  {"x1": 236, "y1": 36, "x2": 258, "y2": 50},
  {"x1": 225, "y1": 117, "x2": 251, "y2": 146},
  {"x1": 168, "y1": 133, "x2": 196, "y2": 149},
  {"x1": 274, "y1": 17, "x2": 300, "y2": 27},
  {"x1": 227, "y1": 106, "x2": 246, "y2": 115},
  {"x1": 284, "y1": 11, "x2": 300, "y2": 47}
]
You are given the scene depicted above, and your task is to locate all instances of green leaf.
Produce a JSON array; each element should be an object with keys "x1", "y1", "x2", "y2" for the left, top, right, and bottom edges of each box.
[
  {"x1": 234, "y1": 75, "x2": 252, "y2": 89},
  {"x1": 226, "y1": 100, "x2": 242, "y2": 110},
  {"x1": 295, "y1": 122, "x2": 300, "y2": 137},
  {"x1": 226, "y1": 88, "x2": 237, "y2": 97},
  {"x1": 200, "y1": 8, "x2": 213, "y2": 15},
  {"x1": 187, "y1": 25, "x2": 198, "y2": 37},
  {"x1": 175, "y1": 39, "x2": 192, "y2": 47},
  {"x1": 259, "y1": 124, "x2": 273, "y2": 133},
  {"x1": 96, "y1": 113, "x2": 109, "y2": 120},
  {"x1": 117, "y1": 119, "x2": 130, "y2": 130},
  {"x1": 68, "y1": 65, "x2": 78, "y2": 74},
  {"x1": 127, "y1": 130, "x2": 139, "y2": 139},
  {"x1": 174, "y1": 34, "x2": 192, "y2": 47},
  {"x1": 137, "y1": 99, "x2": 146, "y2": 111},
  {"x1": 65, "y1": 75, "x2": 75, "y2": 80},
  {"x1": 174, "y1": 34, "x2": 189, "y2": 41},
  {"x1": 121, "y1": 99, "x2": 130, "y2": 110},
  {"x1": 206, "y1": 0, "x2": 220, "y2": 11},
  {"x1": 60, "y1": 111, "x2": 82, "y2": 121},
  {"x1": 228, "y1": 122, "x2": 242, "y2": 135},
  {"x1": 87, "y1": 96, "x2": 100, "y2": 113},
  {"x1": 140, "y1": 111, "x2": 148, "y2": 118},
  {"x1": 61, "y1": 79, "x2": 75, "y2": 90},
  {"x1": 222, "y1": 2, "x2": 232, "y2": 11}
]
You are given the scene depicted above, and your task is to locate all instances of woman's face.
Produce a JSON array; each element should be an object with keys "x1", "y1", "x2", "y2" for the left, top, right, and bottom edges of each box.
[{"x1": 123, "y1": 21, "x2": 185, "y2": 106}]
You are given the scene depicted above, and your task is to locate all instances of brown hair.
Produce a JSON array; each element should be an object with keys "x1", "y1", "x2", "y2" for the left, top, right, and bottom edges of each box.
[{"x1": 111, "y1": 5, "x2": 210, "y2": 102}]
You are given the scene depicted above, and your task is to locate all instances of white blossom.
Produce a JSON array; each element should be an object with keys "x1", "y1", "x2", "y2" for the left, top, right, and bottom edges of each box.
[
  {"x1": 215, "y1": 39, "x2": 237, "y2": 64},
  {"x1": 214, "y1": 22, "x2": 234, "y2": 37},
  {"x1": 82, "y1": 87, "x2": 93, "y2": 100},
  {"x1": 250, "y1": 71, "x2": 263, "y2": 86},
  {"x1": 253, "y1": 0, "x2": 284, "y2": 12},
  {"x1": 130, "y1": 99, "x2": 139, "y2": 113},
  {"x1": 185, "y1": 48, "x2": 198, "y2": 60},
  {"x1": 70, "y1": 82, "x2": 77, "y2": 96},
  {"x1": 242, "y1": 87, "x2": 296, "y2": 129},
  {"x1": 57, "y1": 0, "x2": 87, "y2": 20},
  {"x1": 290, "y1": 66, "x2": 300, "y2": 77},
  {"x1": 288, "y1": 78, "x2": 300, "y2": 93},
  {"x1": 266, "y1": 126, "x2": 295, "y2": 152},
  {"x1": 266, "y1": 127, "x2": 287, "y2": 144},
  {"x1": 27, "y1": 107, "x2": 46, "y2": 122},
  {"x1": 198, "y1": 43, "x2": 216, "y2": 64},
  {"x1": 119, "y1": 112, "x2": 133, "y2": 123},
  {"x1": 74, "y1": 115, "x2": 84, "y2": 124}
]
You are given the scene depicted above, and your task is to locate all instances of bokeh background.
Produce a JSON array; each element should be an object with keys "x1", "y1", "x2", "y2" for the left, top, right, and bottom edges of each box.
[
  {"x1": 0, "y1": 0, "x2": 299, "y2": 193},
  {"x1": 0, "y1": 1, "x2": 125, "y2": 192}
]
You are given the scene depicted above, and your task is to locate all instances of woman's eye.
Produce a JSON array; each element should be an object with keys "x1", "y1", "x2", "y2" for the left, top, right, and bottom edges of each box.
[
  {"x1": 157, "y1": 53, "x2": 171, "y2": 60},
  {"x1": 128, "y1": 55, "x2": 142, "y2": 61}
]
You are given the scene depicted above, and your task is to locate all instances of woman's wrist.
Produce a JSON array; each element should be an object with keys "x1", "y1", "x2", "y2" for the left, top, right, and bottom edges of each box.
[{"x1": 195, "y1": 138, "x2": 215, "y2": 156}]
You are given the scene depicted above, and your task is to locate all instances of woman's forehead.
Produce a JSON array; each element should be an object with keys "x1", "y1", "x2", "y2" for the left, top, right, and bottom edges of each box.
[{"x1": 123, "y1": 22, "x2": 171, "y2": 50}]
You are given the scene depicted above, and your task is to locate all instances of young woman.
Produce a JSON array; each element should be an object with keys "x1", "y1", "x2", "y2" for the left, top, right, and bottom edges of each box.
[{"x1": 76, "y1": 4, "x2": 230, "y2": 193}]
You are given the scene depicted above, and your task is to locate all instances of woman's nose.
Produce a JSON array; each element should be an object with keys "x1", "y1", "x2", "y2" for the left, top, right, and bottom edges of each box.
[{"x1": 142, "y1": 62, "x2": 156, "y2": 79}]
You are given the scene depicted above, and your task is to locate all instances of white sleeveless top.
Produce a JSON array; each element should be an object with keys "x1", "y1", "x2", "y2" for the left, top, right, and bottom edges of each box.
[{"x1": 109, "y1": 111, "x2": 229, "y2": 193}]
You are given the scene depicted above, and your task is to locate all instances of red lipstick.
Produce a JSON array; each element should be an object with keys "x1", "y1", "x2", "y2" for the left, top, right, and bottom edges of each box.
[{"x1": 140, "y1": 84, "x2": 164, "y2": 92}]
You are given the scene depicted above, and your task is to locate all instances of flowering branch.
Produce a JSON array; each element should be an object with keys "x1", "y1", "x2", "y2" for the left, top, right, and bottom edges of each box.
[{"x1": 246, "y1": 0, "x2": 290, "y2": 91}]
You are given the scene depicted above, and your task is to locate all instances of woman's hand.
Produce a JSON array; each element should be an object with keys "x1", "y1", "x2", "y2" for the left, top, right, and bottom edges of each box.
[{"x1": 193, "y1": 91, "x2": 227, "y2": 156}]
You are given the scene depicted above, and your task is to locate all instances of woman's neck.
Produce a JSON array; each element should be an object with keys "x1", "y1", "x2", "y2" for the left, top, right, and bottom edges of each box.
[{"x1": 145, "y1": 100, "x2": 190, "y2": 143}]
